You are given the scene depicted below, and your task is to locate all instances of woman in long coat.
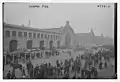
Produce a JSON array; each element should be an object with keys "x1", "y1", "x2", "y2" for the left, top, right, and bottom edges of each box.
[{"x1": 27, "y1": 61, "x2": 33, "y2": 78}]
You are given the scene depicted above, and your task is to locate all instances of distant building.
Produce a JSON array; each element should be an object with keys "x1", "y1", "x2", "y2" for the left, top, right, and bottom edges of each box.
[
  {"x1": 3, "y1": 21, "x2": 113, "y2": 52},
  {"x1": 75, "y1": 28, "x2": 114, "y2": 48}
]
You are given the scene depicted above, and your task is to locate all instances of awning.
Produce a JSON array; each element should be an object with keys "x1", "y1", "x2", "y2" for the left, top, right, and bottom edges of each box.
[{"x1": 9, "y1": 51, "x2": 22, "y2": 56}]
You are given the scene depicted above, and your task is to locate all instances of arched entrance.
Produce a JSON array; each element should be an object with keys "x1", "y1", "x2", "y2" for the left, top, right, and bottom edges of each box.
[
  {"x1": 9, "y1": 40, "x2": 18, "y2": 52},
  {"x1": 27, "y1": 40, "x2": 32, "y2": 49}
]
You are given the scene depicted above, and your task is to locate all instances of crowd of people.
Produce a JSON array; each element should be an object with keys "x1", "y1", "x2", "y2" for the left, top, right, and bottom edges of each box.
[{"x1": 4, "y1": 46, "x2": 115, "y2": 79}]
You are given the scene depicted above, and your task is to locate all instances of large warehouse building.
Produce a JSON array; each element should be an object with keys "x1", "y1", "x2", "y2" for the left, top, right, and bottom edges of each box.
[{"x1": 3, "y1": 21, "x2": 113, "y2": 53}]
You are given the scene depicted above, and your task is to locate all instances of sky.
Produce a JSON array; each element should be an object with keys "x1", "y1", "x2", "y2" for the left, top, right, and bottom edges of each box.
[{"x1": 4, "y1": 3, "x2": 114, "y2": 38}]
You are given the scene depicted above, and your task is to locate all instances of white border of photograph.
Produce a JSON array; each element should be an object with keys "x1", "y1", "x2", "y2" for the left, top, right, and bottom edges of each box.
[{"x1": 0, "y1": 0, "x2": 119, "y2": 82}]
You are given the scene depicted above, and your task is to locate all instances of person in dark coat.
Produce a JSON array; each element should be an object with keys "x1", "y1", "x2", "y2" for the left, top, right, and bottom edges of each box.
[
  {"x1": 11, "y1": 69, "x2": 16, "y2": 79},
  {"x1": 6, "y1": 71, "x2": 11, "y2": 79},
  {"x1": 39, "y1": 67, "x2": 45, "y2": 79},
  {"x1": 22, "y1": 67, "x2": 26, "y2": 76},
  {"x1": 81, "y1": 69, "x2": 85, "y2": 78},
  {"x1": 27, "y1": 61, "x2": 34, "y2": 78},
  {"x1": 56, "y1": 60, "x2": 60, "y2": 67},
  {"x1": 64, "y1": 60, "x2": 69, "y2": 75},
  {"x1": 94, "y1": 68, "x2": 98, "y2": 77},
  {"x1": 72, "y1": 76, "x2": 76, "y2": 79},
  {"x1": 86, "y1": 70, "x2": 91, "y2": 79},
  {"x1": 34, "y1": 64, "x2": 39, "y2": 77}
]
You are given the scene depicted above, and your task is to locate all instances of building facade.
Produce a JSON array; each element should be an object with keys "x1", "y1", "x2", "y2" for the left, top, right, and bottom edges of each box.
[
  {"x1": 75, "y1": 28, "x2": 114, "y2": 48},
  {"x1": 4, "y1": 23, "x2": 61, "y2": 52},
  {"x1": 3, "y1": 21, "x2": 113, "y2": 52}
]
